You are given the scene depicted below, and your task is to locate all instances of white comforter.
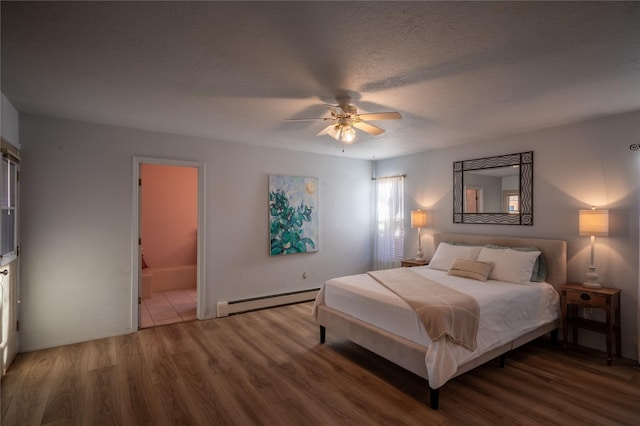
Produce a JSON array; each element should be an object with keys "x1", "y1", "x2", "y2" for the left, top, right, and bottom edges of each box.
[{"x1": 316, "y1": 267, "x2": 560, "y2": 389}]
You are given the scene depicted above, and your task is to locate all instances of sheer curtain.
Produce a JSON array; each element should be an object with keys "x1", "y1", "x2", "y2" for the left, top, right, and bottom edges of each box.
[{"x1": 373, "y1": 175, "x2": 405, "y2": 270}]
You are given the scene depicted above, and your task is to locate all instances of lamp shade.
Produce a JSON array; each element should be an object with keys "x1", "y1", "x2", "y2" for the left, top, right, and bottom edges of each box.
[
  {"x1": 411, "y1": 209, "x2": 427, "y2": 228},
  {"x1": 579, "y1": 208, "x2": 609, "y2": 237}
]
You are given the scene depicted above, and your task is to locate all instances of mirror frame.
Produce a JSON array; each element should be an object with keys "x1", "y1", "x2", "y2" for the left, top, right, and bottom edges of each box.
[{"x1": 453, "y1": 151, "x2": 533, "y2": 225}]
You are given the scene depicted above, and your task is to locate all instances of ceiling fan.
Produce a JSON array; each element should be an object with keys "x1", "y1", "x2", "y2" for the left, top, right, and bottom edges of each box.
[{"x1": 287, "y1": 96, "x2": 402, "y2": 144}]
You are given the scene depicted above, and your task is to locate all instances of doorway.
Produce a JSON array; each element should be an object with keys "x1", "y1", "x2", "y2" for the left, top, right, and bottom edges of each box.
[
  {"x1": 132, "y1": 157, "x2": 205, "y2": 330},
  {"x1": 465, "y1": 186, "x2": 482, "y2": 213}
]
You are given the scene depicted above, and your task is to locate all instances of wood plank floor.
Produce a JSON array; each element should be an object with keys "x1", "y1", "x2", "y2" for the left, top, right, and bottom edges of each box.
[{"x1": 2, "y1": 302, "x2": 639, "y2": 425}]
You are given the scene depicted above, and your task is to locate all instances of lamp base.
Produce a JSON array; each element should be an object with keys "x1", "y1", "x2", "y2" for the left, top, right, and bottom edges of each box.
[
  {"x1": 582, "y1": 281, "x2": 602, "y2": 289},
  {"x1": 415, "y1": 248, "x2": 424, "y2": 261},
  {"x1": 583, "y1": 266, "x2": 602, "y2": 289}
]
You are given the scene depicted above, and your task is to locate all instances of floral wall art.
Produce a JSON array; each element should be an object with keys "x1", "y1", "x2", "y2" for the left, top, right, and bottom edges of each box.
[{"x1": 269, "y1": 175, "x2": 319, "y2": 256}]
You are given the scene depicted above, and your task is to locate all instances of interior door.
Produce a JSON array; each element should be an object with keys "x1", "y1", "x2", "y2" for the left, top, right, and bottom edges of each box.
[
  {"x1": 0, "y1": 148, "x2": 20, "y2": 377},
  {"x1": 137, "y1": 168, "x2": 143, "y2": 327},
  {"x1": 465, "y1": 188, "x2": 479, "y2": 213},
  {"x1": 0, "y1": 262, "x2": 18, "y2": 376}
]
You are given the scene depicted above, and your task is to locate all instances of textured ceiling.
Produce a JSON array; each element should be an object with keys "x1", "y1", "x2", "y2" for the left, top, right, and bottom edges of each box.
[{"x1": 2, "y1": 2, "x2": 639, "y2": 159}]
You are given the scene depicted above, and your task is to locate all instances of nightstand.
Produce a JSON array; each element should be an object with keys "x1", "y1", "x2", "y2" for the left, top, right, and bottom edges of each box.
[
  {"x1": 561, "y1": 283, "x2": 621, "y2": 365},
  {"x1": 400, "y1": 259, "x2": 428, "y2": 267}
]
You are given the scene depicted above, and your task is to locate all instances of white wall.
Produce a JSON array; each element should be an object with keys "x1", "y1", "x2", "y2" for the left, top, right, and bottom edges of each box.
[
  {"x1": 377, "y1": 110, "x2": 640, "y2": 361},
  {"x1": 18, "y1": 115, "x2": 373, "y2": 351},
  {"x1": 16, "y1": 111, "x2": 640, "y2": 360}
]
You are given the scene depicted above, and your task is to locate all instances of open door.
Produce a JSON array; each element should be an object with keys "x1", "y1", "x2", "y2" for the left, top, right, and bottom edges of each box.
[
  {"x1": 0, "y1": 146, "x2": 20, "y2": 376},
  {"x1": 137, "y1": 172, "x2": 143, "y2": 327},
  {"x1": 0, "y1": 264, "x2": 18, "y2": 376},
  {"x1": 465, "y1": 187, "x2": 481, "y2": 213}
]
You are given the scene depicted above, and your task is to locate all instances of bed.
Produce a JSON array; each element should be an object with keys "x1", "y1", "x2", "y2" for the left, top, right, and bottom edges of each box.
[{"x1": 312, "y1": 233, "x2": 567, "y2": 409}]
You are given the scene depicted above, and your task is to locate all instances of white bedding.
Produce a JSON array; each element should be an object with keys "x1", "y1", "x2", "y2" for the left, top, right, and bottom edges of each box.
[{"x1": 316, "y1": 266, "x2": 560, "y2": 388}]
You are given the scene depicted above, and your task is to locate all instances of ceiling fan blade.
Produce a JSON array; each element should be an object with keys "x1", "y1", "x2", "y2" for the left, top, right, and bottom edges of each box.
[
  {"x1": 316, "y1": 124, "x2": 336, "y2": 136},
  {"x1": 357, "y1": 112, "x2": 402, "y2": 121},
  {"x1": 352, "y1": 121, "x2": 385, "y2": 135},
  {"x1": 286, "y1": 117, "x2": 334, "y2": 122},
  {"x1": 326, "y1": 105, "x2": 339, "y2": 116}
]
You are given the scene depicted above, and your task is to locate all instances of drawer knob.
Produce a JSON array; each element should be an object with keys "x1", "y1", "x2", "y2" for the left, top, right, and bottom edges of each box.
[{"x1": 580, "y1": 293, "x2": 591, "y2": 301}]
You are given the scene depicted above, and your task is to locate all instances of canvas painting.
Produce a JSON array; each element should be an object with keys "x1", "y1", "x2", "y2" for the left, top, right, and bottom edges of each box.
[{"x1": 269, "y1": 175, "x2": 319, "y2": 256}]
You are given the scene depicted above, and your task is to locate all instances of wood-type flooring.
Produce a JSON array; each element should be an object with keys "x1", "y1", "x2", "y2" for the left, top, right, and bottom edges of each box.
[{"x1": 2, "y1": 302, "x2": 639, "y2": 425}]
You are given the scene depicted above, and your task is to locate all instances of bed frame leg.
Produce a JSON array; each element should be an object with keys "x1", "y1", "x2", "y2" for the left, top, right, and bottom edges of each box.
[
  {"x1": 429, "y1": 387, "x2": 439, "y2": 410},
  {"x1": 550, "y1": 329, "x2": 558, "y2": 345},
  {"x1": 499, "y1": 354, "x2": 506, "y2": 368},
  {"x1": 319, "y1": 325, "x2": 326, "y2": 344}
]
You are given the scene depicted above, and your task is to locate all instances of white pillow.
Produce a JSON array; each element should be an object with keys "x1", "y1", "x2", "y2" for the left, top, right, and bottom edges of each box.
[
  {"x1": 427, "y1": 242, "x2": 483, "y2": 271},
  {"x1": 477, "y1": 247, "x2": 541, "y2": 284}
]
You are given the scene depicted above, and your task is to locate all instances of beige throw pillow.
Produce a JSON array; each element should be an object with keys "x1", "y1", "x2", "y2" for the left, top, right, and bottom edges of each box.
[{"x1": 447, "y1": 258, "x2": 493, "y2": 281}]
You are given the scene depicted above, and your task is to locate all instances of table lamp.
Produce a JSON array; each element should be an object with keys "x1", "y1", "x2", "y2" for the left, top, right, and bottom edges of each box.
[
  {"x1": 410, "y1": 209, "x2": 427, "y2": 261},
  {"x1": 579, "y1": 207, "x2": 609, "y2": 288}
]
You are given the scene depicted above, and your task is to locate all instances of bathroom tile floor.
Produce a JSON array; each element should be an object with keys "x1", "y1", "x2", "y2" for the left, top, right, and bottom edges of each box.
[{"x1": 141, "y1": 288, "x2": 197, "y2": 328}]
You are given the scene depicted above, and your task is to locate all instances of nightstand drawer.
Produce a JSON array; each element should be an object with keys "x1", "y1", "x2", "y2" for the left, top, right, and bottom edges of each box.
[{"x1": 564, "y1": 290, "x2": 607, "y2": 307}]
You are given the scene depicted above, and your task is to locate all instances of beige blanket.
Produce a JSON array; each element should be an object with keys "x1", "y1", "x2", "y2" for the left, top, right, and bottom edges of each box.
[{"x1": 367, "y1": 268, "x2": 479, "y2": 350}]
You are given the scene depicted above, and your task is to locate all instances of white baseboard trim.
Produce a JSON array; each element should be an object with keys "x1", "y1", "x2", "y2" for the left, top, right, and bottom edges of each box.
[{"x1": 216, "y1": 288, "x2": 319, "y2": 317}]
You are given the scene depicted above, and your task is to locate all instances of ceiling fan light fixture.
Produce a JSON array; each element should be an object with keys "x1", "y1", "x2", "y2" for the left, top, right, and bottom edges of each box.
[
  {"x1": 341, "y1": 126, "x2": 356, "y2": 143},
  {"x1": 327, "y1": 124, "x2": 356, "y2": 143},
  {"x1": 327, "y1": 125, "x2": 341, "y2": 140}
]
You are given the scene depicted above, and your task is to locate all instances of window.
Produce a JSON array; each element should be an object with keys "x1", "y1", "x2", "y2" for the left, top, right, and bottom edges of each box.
[
  {"x1": 1, "y1": 152, "x2": 18, "y2": 262},
  {"x1": 503, "y1": 190, "x2": 520, "y2": 214},
  {"x1": 374, "y1": 175, "x2": 405, "y2": 270}
]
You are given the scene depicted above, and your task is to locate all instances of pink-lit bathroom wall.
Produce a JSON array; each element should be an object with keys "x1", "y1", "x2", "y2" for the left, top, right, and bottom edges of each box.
[{"x1": 141, "y1": 164, "x2": 197, "y2": 269}]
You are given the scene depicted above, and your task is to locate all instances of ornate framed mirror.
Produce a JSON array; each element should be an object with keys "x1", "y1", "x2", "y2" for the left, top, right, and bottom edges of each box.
[{"x1": 453, "y1": 151, "x2": 533, "y2": 225}]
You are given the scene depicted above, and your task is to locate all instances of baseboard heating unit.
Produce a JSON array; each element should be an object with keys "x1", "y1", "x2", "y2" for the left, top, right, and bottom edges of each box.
[{"x1": 216, "y1": 288, "x2": 320, "y2": 317}]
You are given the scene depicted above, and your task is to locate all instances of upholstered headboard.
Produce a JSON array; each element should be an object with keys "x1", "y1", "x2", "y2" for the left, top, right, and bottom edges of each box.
[{"x1": 433, "y1": 233, "x2": 567, "y2": 292}]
